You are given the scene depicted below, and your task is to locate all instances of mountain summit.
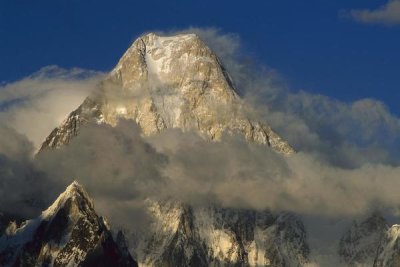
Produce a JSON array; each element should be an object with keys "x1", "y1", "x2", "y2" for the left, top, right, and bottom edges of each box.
[
  {"x1": 39, "y1": 32, "x2": 294, "y2": 154},
  {"x1": 0, "y1": 181, "x2": 137, "y2": 267},
  {"x1": 28, "y1": 32, "x2": 312, "y2": 267}
]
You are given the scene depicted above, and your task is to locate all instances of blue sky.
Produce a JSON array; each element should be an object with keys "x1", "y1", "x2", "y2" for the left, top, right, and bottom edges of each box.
[{"x1": 1, "y1": 0, "x2": 399, "y2": 114}]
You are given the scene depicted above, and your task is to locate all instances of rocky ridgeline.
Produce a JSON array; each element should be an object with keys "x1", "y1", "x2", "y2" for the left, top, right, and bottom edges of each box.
[
  {"x1": 39, "y1": 33, "x2": 294, "y2": 155},
  {"x1": 0, "y1": 181, "x2": 137, "y2": 267}
]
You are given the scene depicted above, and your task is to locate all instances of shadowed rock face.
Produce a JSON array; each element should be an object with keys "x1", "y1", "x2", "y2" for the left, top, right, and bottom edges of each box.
[
  {"x1": 339, "y1": 212, "x2": 389, "y2": 266},
  {"x1": 374, "y1": 225, "x2": 400, "y2": 267},
  {"x1": 0, "y1": 190, "x2": 311, "y2": 267},
  {"x1": 0, "y1": 182, "x2": 137, "y2": 267},
  {"x1": 39, "y1": 98, "x2": 102, "y2": 152},
  {"x1": 135, "y1": 201, "x2": 310, "y2": 267},
  {"x1": 39, "y1": 32, "x2": 294, "y2": 155}
]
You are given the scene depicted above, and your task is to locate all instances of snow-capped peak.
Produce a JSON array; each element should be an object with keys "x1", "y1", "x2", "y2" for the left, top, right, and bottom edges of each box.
[
  {"x1": 40, "y1": 32, "x2": 295, "y2": 155},
  {"x1": 132, "y1": 32, "x2": 199, "y2": 47},
  {"x1": 0, "y1": 181, "x2": 137, "y2": 267},
  {"x1": 41, "y1": 180, "x2": 93, "y2": 220},
  {"x1": 110, "y1": 31, "x2": 220, "y2": 87}
]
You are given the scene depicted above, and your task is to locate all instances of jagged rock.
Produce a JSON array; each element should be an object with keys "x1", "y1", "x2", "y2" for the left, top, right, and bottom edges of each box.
[
  {"x1": 374, "y1": 225, "x2": 400, "y2": 267},
  {"x1": 34, "y1": 32, "x2": 307, "y2": 267},
  {"x1": 40, "y1": 98, "x2": 102, "y2": 151},
  {"x1": 135, "y1": 201, "x2": 310, "y2": 266},
  {"x1": 0, "y1": 181, "x2": 137, "y2": 267},
  {"x1": 39, "y1": 32, "x2": 294, "y2": 155},
  {"x1": 339, "y1": 212, "x2": 389, "y2": 266}
]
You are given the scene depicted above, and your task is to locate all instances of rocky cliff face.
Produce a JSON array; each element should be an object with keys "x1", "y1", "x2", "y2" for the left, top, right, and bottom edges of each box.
[
  {"x1": 133, "y1": 201, "x2": 310, "y2": 267},
  {"x1": 339, "y1": 213, "x2": 389, "y2": 266},
  {"x1": 0, "y1": 182, "x2": 137, "y2": 267},
  {"x1": 39, "y1": 33, "x2": 294, "y2": 155},
  {"x1": 374, "y1": 225, "x2": 400, "y2": 267}
]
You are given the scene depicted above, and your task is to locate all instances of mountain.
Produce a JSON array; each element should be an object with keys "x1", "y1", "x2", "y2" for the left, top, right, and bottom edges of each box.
[
  {"x1": 36, "y1": 32, "x2": 400, "y2": 266},
  {"x1": 15, "y1": 30, "x2": 400, "y2": 266},
  {"x1": 134, "y1": 201, "x2": 310, "y2": 267},
  {"x1": 0, "y1": 181, "x2": 137, "y2": 267},
  {"x1": 338, "y1": 212, "x2": 389, "y2": 266},
  {"x1": 34, "y1": 32, "x2": 306, "y2": 267},
  {"x1": 374, "y1": 225, "x2": 400, "y2": 267},
  {"x1": 35, "y1": 32, "x2": 304, "y2": 266},
  {"x1": 39, "y1": 33, "x2": 294, "y2": 155}
]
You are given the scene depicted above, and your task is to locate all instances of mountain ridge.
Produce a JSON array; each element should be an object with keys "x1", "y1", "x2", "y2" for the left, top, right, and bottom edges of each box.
[
  {"x1": 0, "y1": 181, "x2": 137, "y2": 267},
  {"x1": 39, "y1": 32, "x2": 294, "y2": 155},
  {"x1": 18, "y1": 31, "x2": 400, "y2": 266}
]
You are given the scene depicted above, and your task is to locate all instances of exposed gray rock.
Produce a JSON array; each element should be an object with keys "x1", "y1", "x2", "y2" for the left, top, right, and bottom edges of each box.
[
  {"x1": 339, "y1": 212, "x2": 388, "y2": 266},
  {"x1": 135, "y1": 201, "x2": 310, "y2": 266},
  {"x1": 39, "y1": 33, "x2": 294, "y2": 155},
  {"x1": 0, "y1": 181, "x2": 137, "y2": 267},
  {"x1": 374, "y1": 225, "x2": 400, "y2": 267}
]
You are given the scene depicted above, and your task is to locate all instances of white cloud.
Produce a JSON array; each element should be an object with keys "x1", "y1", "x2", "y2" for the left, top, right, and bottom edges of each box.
[
  {"x1": 33, "y1": 121, "x2": 400, "y2": 218},
  {"x1": 0, "y1": 66, "x2": 103, "y2": 149},
  {"x1": 344, "y1": 0, "x2": 400, "y2": 26}
]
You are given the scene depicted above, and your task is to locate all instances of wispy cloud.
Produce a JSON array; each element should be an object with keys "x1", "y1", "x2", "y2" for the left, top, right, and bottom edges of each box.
[
  {"x1": 0, "y1": 66, "x2": 103, "y2": 148},
  {"x1": 343, "y1": 0, "x2": 400, "y2": 26}
]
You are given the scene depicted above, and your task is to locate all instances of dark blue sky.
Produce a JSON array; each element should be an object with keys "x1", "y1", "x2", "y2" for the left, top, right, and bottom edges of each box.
[{"x1": 1, "y1": 0, "x2": 399, "y2": 114}]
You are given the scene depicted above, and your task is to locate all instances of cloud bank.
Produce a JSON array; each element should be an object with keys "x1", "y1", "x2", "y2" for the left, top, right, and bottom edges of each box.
[{"x1": 343, "y1": 0, "x2": 400, "y2": 26}]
